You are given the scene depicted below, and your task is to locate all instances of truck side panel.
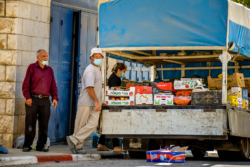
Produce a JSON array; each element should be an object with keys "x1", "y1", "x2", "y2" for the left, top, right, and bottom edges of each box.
[
  {"x1": 102, "y1": 109, "x2": 227, "y2": 136},
  {"x1": 228, "y1": 109, "x2": 250, "y2": 138}
]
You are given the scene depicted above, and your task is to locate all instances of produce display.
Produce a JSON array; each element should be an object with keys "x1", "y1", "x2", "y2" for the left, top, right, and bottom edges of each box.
[{"x1": 104, "y1": 72, "x2": 249, "y2": 110}]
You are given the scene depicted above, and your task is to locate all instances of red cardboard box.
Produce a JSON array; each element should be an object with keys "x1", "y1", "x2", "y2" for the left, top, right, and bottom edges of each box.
[
  {"x1": 135, "y1": 86, "x2": 152, "y2": 94},
  {"x1": 152, "y1": 82, "x2": 172, "y2": 94}
]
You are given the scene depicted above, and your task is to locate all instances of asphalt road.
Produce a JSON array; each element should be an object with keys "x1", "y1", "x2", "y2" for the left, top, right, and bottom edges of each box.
[{"x1": 14, "y1": 156, "x2": 250, "y2": 167}]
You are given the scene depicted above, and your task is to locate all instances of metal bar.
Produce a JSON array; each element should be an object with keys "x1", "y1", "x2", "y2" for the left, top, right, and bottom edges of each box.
[
  {"x1": 102, "y1": 105, "x2": 227, "y2": 110},
  {"x1": 104, "y1": 134, "x2": 228, "y2": 140},
  {"x1": 155, "y1": 65, "x2": 250, "y2": 71},
  {"x1": 130, "y1": 50, "x2": 153, "y2": 56},
  {"x1": 222, "y1": 51, "x2": 228, "y2": 105},
  {"x1": 107, "y1": 51, "x2": 221, "y2": 60},
  {"x1": 101, "y1": 52, "x2": 107, "y2": 104},
  {"x1": 161, "y1": 64, "x2": 164, "y2": 80},
  {"x1": 101, "y1": 46, "x2": 227, "y2": 51},
  {"x1": 181, "y1": 64, "x2": 185, "y2": 77},
  {"x1": 163, "y1": 60, "x2": 184, "y2": 65}
]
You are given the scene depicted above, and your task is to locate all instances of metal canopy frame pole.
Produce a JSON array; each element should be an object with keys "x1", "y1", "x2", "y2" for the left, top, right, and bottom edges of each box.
[
  {"x1": 102, "y1": 52, "x2": 107, "y2": 104},
  {"x1": 222, "y1": 51, "x2": 228, "y2": 105}
]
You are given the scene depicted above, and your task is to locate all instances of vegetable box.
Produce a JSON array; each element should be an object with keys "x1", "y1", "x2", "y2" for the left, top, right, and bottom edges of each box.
[
  {"x1": 174, "y1": 80, "x2": 197, "y2": 90},
  {"x1": 152, "y1": 82, "x2": 172, "y2": 93},
  {"x1": 154, "y1": 94, "x2": 174, "y2": 105},
  {"x1": 135, "y1": 86, "x2": 153, "y2": 105},
  {"x1": 105, "y1": 87, "x2": 135, "y2": 106}
]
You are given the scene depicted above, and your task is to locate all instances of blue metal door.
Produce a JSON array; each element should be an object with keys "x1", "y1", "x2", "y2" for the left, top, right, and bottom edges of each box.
[{"x1": 49, "y1": 5, "x2": 73, "y2": 142}]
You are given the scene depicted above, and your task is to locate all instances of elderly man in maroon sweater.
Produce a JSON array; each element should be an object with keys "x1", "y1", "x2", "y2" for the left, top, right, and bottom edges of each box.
[{"x1": 22, "y1": 49, "x2": 59, "y2": 152}]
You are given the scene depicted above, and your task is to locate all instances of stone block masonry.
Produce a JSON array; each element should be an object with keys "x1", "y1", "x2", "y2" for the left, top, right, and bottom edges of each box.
[{"x1": 0, "y1": 0, "x2": 51, "y2": 148}]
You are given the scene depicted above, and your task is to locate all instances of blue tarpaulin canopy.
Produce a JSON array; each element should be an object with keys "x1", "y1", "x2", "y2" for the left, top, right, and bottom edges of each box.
[
  {"x1": 99, "y1": 0, "x2": 250, "y2": 57},
  {"x1": 99, "y1": 0, "x2": 250, "y2": 80}
]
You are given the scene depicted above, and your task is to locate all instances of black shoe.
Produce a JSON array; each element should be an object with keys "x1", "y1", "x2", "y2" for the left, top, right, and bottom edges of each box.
[
  {"x1": 66, "y1": 136, "x2": 76, "y2": 154},
  {"x1": 22, "y1": 147, "x2": 32, "y2": 152},
  {"x1": 36, "y1": 147, "x2": 49, "y2": 152}
]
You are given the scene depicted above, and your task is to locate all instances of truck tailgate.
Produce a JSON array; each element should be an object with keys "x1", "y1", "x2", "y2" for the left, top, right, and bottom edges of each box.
[{"x1": 101, "y1": 109, "x2": 227, "y2": 136}]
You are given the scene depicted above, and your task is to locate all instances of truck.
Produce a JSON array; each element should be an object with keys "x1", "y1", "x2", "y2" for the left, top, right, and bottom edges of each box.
[{"x1": 98, "y1": 0, "x2": 250, "y2": 160}]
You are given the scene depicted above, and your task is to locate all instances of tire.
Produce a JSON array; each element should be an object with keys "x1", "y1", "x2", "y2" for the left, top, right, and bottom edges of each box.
[
  {"x1": 218, "y1": 138, "x2": 250, "y2": 161},
  {"x1": 191, "y1": 149, "x2": 206, "y2": 159},
  {"x1": 239, "y1": 137, "x2": 250, "y2": 160},
  {"x1": 129, "y1": 151, "x2": 146, "y2": 159}
]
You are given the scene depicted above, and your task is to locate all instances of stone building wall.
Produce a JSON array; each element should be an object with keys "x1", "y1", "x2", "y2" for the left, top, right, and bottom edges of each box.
[{"x1": 0, "y1": 0, "x2": 51, "y2": 148}]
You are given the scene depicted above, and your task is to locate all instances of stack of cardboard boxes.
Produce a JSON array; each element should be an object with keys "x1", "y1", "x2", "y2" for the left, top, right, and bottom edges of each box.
[
  {"x1": 227, "y1": 87, "x2": 248, "y2": 109},
  {"x1": 152, "y1": 82, "x2": 173, "y2": 105}
]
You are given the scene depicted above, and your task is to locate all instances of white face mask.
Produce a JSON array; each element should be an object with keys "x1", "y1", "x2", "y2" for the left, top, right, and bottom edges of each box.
[{"x1": 41, "y1": 60, "x2": 48, "y2": 66}]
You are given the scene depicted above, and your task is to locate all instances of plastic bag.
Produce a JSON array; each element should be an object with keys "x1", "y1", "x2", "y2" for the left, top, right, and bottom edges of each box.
[
  {"x1": 31, "y1": 138, "x2": 50, "y2": 150},
  {"x1": 174, "y1": 96, "x2": 191, "y2": 105},
  {"x1": 175, "y1": 90, "x2": 192, "y2": 96},
  {"x1": 14, "y1": 135, "x2": 25, "y2": 149}
]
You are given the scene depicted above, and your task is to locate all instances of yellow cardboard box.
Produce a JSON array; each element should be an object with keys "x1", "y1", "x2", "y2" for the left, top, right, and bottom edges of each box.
[
  {"x1": 237, "y1": 98, "x2": 243, "y2": 108},
  {"x1": 243, "y1": 99, "x2": 246, "y2": 109},
  {"x1": 231, "y1": 87, "x2": 242, "y2": 98},
  {"x1": 246, "y1": 100, "x2": 249, "y2": 110},
  {"x1": 208, "y1": 73, "x2": 245, "y2": 90},
  {"x1": 227, "y1": 95, "x2": 238, "y2": 107}
]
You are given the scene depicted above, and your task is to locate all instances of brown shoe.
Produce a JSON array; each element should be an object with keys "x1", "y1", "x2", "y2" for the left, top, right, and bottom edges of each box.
[
  {"x1": 97, "y1": 146, "x2": 109, "y2": 151},
  {"x1": 113, "y1": 148, "x2": 127, "y2": 153}
]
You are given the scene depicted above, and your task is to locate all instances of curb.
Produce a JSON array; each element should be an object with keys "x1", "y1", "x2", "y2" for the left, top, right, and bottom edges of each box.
[{"x1": 0, "y1": 154, "x2": 101, "y2": 166}]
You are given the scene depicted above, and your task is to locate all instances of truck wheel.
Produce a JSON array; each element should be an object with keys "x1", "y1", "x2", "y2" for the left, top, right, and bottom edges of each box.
[
  {"x1": 218, "y1": 138, "x2": 250, "y2": 160},
  {"x1": 129, "y1": 151, "x2": 146, "y2": 159},
  {"x1": 239, "y1": 137, "x2": 250, "y2": 160},
  {"x1": 191, "y1": 149, "x2": 206, "y2": 159}
]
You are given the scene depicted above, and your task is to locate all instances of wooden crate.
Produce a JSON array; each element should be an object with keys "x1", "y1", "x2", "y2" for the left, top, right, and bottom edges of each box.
[{"x1": 191, "y1": 91, "x2": 222, "y2": 105}]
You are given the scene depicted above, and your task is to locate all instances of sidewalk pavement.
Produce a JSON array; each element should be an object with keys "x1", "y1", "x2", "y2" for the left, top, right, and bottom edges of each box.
[
  {"x1": 0, "y1": 141, "x2": 219, "y2": 167},
  {"x1": 0, "y1": 142, "x2": 122, "y2": 167}
]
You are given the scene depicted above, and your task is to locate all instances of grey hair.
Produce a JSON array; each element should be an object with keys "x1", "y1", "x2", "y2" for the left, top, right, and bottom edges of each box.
[{"x1": 37, "y1": 49, "x2": 46, "y2": 57}]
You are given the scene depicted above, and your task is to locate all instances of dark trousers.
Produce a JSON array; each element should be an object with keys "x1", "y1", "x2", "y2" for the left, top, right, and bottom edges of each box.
[
  {"x1": 99, "y1": 135, "x2": 120, "y2": 147},
  {"x1": 23, "y1": 97, "x2": 51, "y2": 149}
]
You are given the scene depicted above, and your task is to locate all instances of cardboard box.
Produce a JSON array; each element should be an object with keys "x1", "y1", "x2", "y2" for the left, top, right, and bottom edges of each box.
[
  {"x1": 181, "y1": 78, "x2": 201, "y2": 82},
  {"x1": 245, "y1": 100, "x2": 249, "y2": 110},
  {"x1": 231, "y1": 87, "x2": 242, "y2": 98},
  {"x1": 174, "y1": 80, "x2": 196, "y2": 90},
  {"x1": 106, "y1": 87, "x2": 135, "y2": 96},
  {"x1": 154, "y1": 94, "x2": 174, "y2": 105},
  {"x1": 243, "y1": 99, "x2": 246, "y2": 109},
  {"x1": 152, "y1": 82, "x2": 172, "y2": 94},
  {"x1": 105, "y1": 96, "x2": 134, "y2": 105},
  {"x1": 208, "y1": 73, "x2": 245, "y2": 90},
  {"x1": 136, "y1": 94, "x2": 153, "y2": 105},
  {"x1": 105, "y1": 86, "x2": 135, "y2": 106},
  {"x1": 243, "y1": 89, "x2": 248, "y2": 100},
  {"x1": 146, "y1": 147, "x2": 187, "y2": 163},
  {"x1": 238, "y1": 98, "x2": 243, "y2": 108},
  {"x1": 135, "y1": 86, "x2": 153, "y2": 105},
  {"x1": 227, "y1": 95, "x2": 238, "y2": 107}
]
